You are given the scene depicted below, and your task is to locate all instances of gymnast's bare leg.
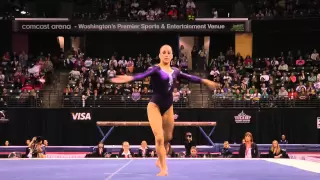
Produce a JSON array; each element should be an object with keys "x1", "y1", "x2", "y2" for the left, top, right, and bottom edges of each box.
[
  {"x1": 147, "y1": 102, "x2": 168, "y2": 176},
  {"x1": 156, "y1": 105, "x2": 174, "y2": 168}
]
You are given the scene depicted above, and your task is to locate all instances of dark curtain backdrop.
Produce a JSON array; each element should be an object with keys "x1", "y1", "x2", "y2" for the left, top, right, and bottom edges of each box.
[
  {"x1": 253, "y1": 31, "x2": 320, "y2": 57},
  {"x1": 252, "y1": 19, "x2": 320, "y2": 57},
  {"x1": 12, "y1": 33, "x2": 28, "y2": 53},
  {"x1": 0, "y1": 21, "x2": 12, "y2": 54},
  {"x1": 28, "y1": 33, "x2": 62, "y2": 57},
  {"x1": 209, "y1": 33, "x2": 235, "y2": 58},
  {"x1": 0, "y1": 108, "x2": 319, "y2": 146},
  {"x1": 84, "y1": 32, "x2": 179, "y2": 58}
]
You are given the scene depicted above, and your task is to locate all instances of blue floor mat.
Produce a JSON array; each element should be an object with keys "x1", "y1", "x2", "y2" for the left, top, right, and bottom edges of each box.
[{"x1": 0, "y1": 159, "x2": 319, "y2": 180}]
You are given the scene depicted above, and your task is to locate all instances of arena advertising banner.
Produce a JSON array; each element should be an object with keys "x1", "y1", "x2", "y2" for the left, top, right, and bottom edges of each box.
[
  {"x1": 12, "y1": 18, "x2": 249, "y2": 32},
  {"x1": 70, "y1": 109, "x2": 92, "y2": 121}
]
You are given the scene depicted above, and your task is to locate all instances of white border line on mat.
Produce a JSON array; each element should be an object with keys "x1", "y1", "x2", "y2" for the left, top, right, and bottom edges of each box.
[
  {"x1": 265, "y1": 159, "x2": 320, "y2": 173},
  {"x1": 0, "y1": 158, "x2": 290, "y2": 161},
  {"x1": 105, "y1": 159, "x2": 133, "y2": 180}
]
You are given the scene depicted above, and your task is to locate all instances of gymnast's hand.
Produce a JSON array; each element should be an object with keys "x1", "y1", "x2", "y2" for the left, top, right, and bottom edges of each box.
[
  {"x1": 110, "y1": 75, "x2": 134, "y2": 84},
  {"x1": 202, "y1": 79, "x2": 221, "y2": 90}
]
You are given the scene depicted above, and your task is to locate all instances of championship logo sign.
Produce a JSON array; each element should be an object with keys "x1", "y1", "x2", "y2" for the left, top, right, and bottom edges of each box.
[{"x1": 234, "y1": 111, "x2": 251, "y2": 123}]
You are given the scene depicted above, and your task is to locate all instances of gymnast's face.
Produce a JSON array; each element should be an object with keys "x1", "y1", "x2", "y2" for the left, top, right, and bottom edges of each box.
[{"x1": 159, "y1": 45, "x2": 173, "y2": 65}]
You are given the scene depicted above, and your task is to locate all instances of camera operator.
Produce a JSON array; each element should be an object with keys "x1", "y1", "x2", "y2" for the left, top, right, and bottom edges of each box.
[
  {"x1": 28, "y1": 136, "x2": 45, "y2": 158},
  {"x1": 184, "y1": 132, "x2": 196, "y2": 156}
]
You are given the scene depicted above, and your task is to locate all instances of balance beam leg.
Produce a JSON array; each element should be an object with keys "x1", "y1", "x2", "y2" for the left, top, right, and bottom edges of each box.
[
  {"x1": 100, "y1": 126, "x2": 115, "y2": 143},
  {"x1": 198, "y1": 126, "x2": 216, "y2": 148},
  {"x1": 97, "y1": 125, "x2": 105, "y2": 137}
]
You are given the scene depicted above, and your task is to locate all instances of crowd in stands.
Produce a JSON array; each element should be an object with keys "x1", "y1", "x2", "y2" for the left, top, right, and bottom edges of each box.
[
  {"x1": 0, "y1": 51, "x2": 54, "y2": 107},
  {"x1": 73, "y1": 0, "x2": 197, "y2": 20},
  {"x1": 208, "y1": 47, "x2": 320, "y2": 107},
  {"x1": 250, "y1": 0, "x2": 320, "y2": 19},
  {"x1": 2, "y1": 0, "x2": 320, "y2": 20},
  {"x1": 64, "y1": 50, "x2": 191, "y2": 107}
]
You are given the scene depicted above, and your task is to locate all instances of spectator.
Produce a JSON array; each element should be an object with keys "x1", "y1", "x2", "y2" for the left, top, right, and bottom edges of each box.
[
  {"x1": 280, "y1": 135, "x2": 288, "y2": 144},
  {"x1": 278, "y1": 87, "x2": 288, "y2": 99},
  {"x1": 189, "y1": 146, "x2": 198, "y2": 158},
  {"x1": 311, "y1": 49, "x2": 319, "y2": 60},
  {"x1": 4, "y1": 140, "x2": 9, "y2": 146},
  {"x1": 212, "y1": 8, "x2": 218, "y2": 18},
  {"x1": 107, "y1": 67, "x2": 116, "y2": 78},
  {"x1": 119, "y1": 141, "x2": 133, "y2": 158},
  {"x1": 131, "y1": 88, "x2": 141, "y2": 101},
  {"x1": 278, "y1": 61, "x2": 288, "y2": 71},
  {"x1": 269, "y1": 140, "x2": 286, "y2": 158},
  {"x1": 138, "y1": 140, "x2": 154, "y2": 157},
  {"x1": 238, "y1": 132, "x2": 259, "y2": 158},
  {"x1": 172, "y1": 88, "x2": 180, "y2": 102},
  {"x1": 296, "y1": 56, "x2": 305, "y2": 66},
  {"x1": 186, "y1": 0, "x2": 196, "y2": 9},
  {"x1": 288, "y1": 88, "x2": 297, "y2": 100},
  {"x1": 220, "y1": 141, "x2": 233, "y2": 158},
  {"x1": 184, "y1": 132, "x2": 196, "y2": 156},
  {"x1": 92, "y1": 142, "x2": 109, "y2": 158}
]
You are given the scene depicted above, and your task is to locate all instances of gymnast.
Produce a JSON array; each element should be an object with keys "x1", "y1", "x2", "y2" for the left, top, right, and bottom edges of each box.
[{"x1": 110, "y1": 45, "x2": 219, "y2": 176}]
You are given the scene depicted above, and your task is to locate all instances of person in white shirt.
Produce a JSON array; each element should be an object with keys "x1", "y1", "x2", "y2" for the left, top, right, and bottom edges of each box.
[
  {"x1": 98, "y1": 75, "x2": 105, "y2": 84},
  {"x1": 118, "y1": 56, "x2": 127, "y2": 68},
  {"x1": 260, "y1": 71, "x2": 269, "y2": 83},
  {"x1": 131, "y1": 0, "x2": 139, "y2": 8},
  {"x1": 278, "y1": 87, "x2": 288, "y2": 99},
  {"x1": 107, "y1": 67, "x2": 117, "y2": 78},
  {"x1": 311, "y1": 49, "x2": 319, "y2": 60},
  {"x1": 84, "y1": 58, "x2": 92, "y2": 67},
  {"x1": 154, "y1": 8, "x2": 162, "y2": 17},
  {"x1": 212, "y1": 8, "x2": 218, "y2": 18},
  {"x1": 210, "y1": 67, "x2": 220, "y2": 79},
  {"x1": 70, "y1": 69, "x2": 80, "y2": 79},
  {"x1": 270, "y1": 57, "x2": 279, "y2": 67},
  {"x1": 147, "y1": 8, "x2": 155, "y2": 21},
  {"x1": 223, "y1": 72, "x2": 232, "y2": 84},
  {"x1": 137, "y1": 9, "x2": 147, "y2": 19},
  {"x1": 278, "y1": 61, "x2": 288, "y2": 71},
  {"x1": 119, "y1": 141, "x2": 133, "y2": 158},
  {"x1": 296, "y1": 82, "x2": 306, "y2": 93},
  {"x1": 172, "y1": 88, "x2": 181, "y2": 102},
  {"x1": 0, "y1": 71, "x2": 5, "y2": 82},
  {"x1": 109, "y1": 56, "x2": 118, "y2": 68},
  {"x1": 186, "y1": 0, "x2": 196, "y2": 9}
]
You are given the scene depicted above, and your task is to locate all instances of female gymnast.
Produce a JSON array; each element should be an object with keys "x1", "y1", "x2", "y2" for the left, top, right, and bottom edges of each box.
[{"x1": 110, "y1": 45, "x2": 219, "y2": 176}]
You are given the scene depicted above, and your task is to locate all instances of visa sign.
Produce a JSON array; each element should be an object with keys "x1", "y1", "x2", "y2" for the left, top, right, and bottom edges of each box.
[{"x1": 71, "y1": 112, "x2": 91, "y2": 120}]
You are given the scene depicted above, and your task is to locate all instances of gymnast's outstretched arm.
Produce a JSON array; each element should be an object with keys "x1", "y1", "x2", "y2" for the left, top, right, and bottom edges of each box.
[
  {"x1": 110, "y1": 66, "x2": 158, "y2": 84},
  {"x1": 178, "y1": 70, "x2": 220, "y2": 89},
  {"x1": 178, "y1": 71, "x2": 202, "y2": 83}
]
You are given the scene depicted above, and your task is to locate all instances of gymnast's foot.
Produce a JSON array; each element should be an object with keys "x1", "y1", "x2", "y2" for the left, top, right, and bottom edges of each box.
[{"x1": 157, "y1": 169, "x2": 168, "y2": 176}]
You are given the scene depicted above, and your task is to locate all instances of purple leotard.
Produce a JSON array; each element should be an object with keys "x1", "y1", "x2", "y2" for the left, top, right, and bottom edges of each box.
[{"x1": 132, "y1": 66, "x2": 202, "y2": 115}]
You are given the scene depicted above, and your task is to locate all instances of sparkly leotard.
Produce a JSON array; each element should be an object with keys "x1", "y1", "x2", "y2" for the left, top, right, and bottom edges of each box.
[{"x1": 132, "y1": 66, "x2": 202, "y2": 115}]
